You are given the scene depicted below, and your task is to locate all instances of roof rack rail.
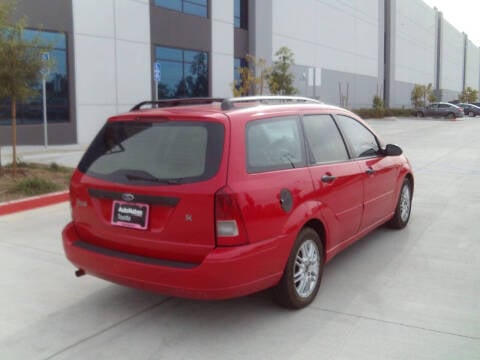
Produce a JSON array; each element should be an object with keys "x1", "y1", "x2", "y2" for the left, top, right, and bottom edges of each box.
[
  {"x1": 130, "y1": 98, "x2": 224, "y2": 111},
  {"x1": 221, "y1": 96, "x2": 322, "y2": 111}
]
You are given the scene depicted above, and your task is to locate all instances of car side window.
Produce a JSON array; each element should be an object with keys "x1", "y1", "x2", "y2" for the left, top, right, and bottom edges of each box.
[
  {"x1": 336, "y1": 115, "x2": 379, "y2": 158},
  {"x1": 246, "y1": 116, "x2": 305, "y2": 173},
  {"x1": 303, "y1": 114, "x2": 349, "y2": 163}
]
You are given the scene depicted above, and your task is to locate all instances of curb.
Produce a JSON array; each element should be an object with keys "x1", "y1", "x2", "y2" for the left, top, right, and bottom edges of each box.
[{"x1": 0, "y1": 191, "x2": 69, "y2": 216}]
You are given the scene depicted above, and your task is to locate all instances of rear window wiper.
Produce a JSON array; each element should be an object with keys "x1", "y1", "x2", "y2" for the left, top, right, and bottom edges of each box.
[{"x1": 125, "y1": 174, "x2": 184, "y2": 185}]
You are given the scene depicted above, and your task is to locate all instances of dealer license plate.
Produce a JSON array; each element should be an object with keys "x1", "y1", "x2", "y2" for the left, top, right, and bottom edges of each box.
[{"x1": 111, "y1": 201, "x2": 149, "y2": 230}]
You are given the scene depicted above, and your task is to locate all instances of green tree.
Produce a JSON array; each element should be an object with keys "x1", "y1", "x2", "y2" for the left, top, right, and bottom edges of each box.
[
  {"x1": 231, "y1": 54, "x2": 269, "y2": 96},
  {"x1": 411, "y1": 84, "x2": 424, "y2": 107},
  {"x1": 267, "y1": 47, "x2": 297, "y2": 95},
  {"x1": 459, "y1": 87, "x2": 478, "y2": 103},
  {"x1": 0, "y1": 1, "x2": 9, "y2": 173},
  {"x1": 423, "y1": 83, "x2": 434, "y2": 107},
  {"x1": 372, "y1": 95, "x2": 384, "y2": 117},
  {"x1": 372, "y1": 95, "x2": 384, "y2": 110},
  {"x1": 411, "y1": 83, "x2": 434, "y2": 108},
  {"x1": 0, "y1": 1, "x2": 52, "y2": 175}
]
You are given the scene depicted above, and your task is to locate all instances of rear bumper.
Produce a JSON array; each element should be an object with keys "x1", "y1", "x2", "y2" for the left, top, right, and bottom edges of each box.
[{"x1": 62, "y1": 222, "x2": 285, "y2": 300}]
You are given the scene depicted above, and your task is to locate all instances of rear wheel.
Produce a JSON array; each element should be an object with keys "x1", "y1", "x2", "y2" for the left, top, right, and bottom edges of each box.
[
  {"x1": 388, "y1": 178, "x2": 412, "y2": 229},
  {"x1": 273, "y1": 228, "x2": 324, "y2": 309}
]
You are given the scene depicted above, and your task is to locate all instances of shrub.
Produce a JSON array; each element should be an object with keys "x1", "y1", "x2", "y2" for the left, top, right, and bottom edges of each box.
[
  {"x1": 353, "y1": 108, "x2": 414, "y2": 119},
  {"x1": 372, "y1": 95, "x2": 384, "y2": 110},
  {"x1": 49, "y1": 162, "x2": 70, "y2": 173},
  {"x1": 8, "y1": 177, "x2": 61, "y2": 196}
]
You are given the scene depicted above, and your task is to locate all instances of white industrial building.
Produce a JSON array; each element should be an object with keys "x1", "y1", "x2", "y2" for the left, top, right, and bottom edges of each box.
[{"x1": 1, "y1": 0, "x2": 479, "y2": 146}]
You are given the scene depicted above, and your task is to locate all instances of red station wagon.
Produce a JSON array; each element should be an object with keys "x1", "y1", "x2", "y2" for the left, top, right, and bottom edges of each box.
[{"x1": 62, "y1": 96, "x2": 414, "y2": 308}]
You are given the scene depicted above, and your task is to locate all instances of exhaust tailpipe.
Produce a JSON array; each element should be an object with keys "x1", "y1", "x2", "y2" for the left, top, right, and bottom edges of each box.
[{"x1": 75, "y1": 269, "x2": 86, "y2": 277}]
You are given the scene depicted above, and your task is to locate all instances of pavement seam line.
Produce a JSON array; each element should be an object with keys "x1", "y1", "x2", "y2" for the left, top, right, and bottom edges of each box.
[
  {"x1": 313, "y1": 306, "x2": 480, "y2": 340},
  {"x1": 0, "y1": 241, "x2": 63, "y2": 257},
  {"x1": 42, "y1": 297, "x2": 172, "y2": 360}
]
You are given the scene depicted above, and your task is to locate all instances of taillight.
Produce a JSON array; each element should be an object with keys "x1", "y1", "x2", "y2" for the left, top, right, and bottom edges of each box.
[
  {"x1": 214, "y1": 186, "x2": 248, "y2": 246},
  {"x1": 69, "y1": 181, "x2": 75, "y2": 221}
]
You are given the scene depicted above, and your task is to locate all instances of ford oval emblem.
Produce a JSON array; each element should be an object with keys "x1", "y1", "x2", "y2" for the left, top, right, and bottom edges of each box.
[{"x1": 121, "y1": 193, "x2": 135, "y2": 202}]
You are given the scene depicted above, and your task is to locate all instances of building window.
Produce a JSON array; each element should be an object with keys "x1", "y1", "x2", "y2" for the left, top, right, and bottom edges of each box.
[
  {"x1": 234, "y1": 0, "x2": 247, "y2": 29},
  {"x1": 234, "y1": 58, "x2": 246, "y2": 84},
  {"x1": 155, "y1": 46, "x2": 209, "y2": 98},
  {"x1": 0, "y1": 29, "x2": 69, "y2": 125},
  {"x1": 155, "y1": 0, "x2": 208, "y2": 18},
  {"x1": 234, "y1": 57, "x2": 247, "y2": 91}
]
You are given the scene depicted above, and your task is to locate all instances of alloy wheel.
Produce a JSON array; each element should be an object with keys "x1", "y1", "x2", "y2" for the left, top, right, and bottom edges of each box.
[
  {"x1": 293, "y1": 239, "x2": 320, "y2": 298},
  {"x1": 399, "y1": 184, "x2": 411, "y2": 222}
]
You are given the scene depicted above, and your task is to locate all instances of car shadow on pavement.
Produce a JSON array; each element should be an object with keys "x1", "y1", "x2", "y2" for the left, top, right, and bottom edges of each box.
[{"x1": 0, "y1": 225, "x2": 414, "y2": 359}]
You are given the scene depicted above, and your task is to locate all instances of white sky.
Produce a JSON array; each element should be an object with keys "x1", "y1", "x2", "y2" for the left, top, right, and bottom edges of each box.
[{"x1": 422, "y1": 0, "x2": 480, "y2": 47}]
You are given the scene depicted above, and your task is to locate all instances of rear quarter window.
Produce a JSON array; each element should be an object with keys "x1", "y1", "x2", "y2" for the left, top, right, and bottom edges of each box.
[{"x1": 246, "y1": 116, "x2": 306, "y2": 173}]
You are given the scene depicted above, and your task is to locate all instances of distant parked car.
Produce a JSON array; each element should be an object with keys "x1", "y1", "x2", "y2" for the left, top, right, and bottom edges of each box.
[
  {"x1": 415, "y1": 102, "x2": 464, "y2": 119},
  {"x1": 456, "y1": 103, "x2": 480, "y2": 117}
]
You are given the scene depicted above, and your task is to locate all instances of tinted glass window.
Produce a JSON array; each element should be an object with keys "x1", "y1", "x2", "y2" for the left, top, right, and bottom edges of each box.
[
  {"x1": 0, "y1": 29, "x2": 69, "y2": 126},
  {"x1": 246, "y1": 117, "x2": 305, "y2": 173},
  {"x1": 336, "y1": 115, "x2": 379, "y2": 158},
  {"x1": 303, "y1": 115, "x2": 348, "y2": 163},
  {"x1": 155, "y1": 46, "x2": 208, "y2": 99},
  {"x1": 234, "y1": 0, "x2": 248, "y2": 29},
  {"x1": 78, "y1": 121, "x2": 224, "y2": 185},
  {"x1": 234, "y1": 57, "x2": 247, "y2": 90},
  {"x1": 155, "y1": 0, "x2": 207, "y2": 17}
]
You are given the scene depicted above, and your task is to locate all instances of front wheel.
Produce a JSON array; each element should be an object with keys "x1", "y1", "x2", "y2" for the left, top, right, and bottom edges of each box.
[
  {"x1": 388, "y1": 178, "x2": 412, "y2": 229},
  {"x1": 446, "y1": 113, "x2": 455, "y2": 119},
  {"x1": 273, "y1": 228, "x2": 324, "y2": 309}
]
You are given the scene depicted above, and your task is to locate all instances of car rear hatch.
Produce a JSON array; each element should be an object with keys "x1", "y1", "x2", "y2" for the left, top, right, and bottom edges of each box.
[{"x1": 70, "y1": 113, "x2": 228, "y2": 264}]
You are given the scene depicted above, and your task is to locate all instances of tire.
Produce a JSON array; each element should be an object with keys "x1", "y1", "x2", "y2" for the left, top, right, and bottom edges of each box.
[
  {"x1": 416, "y1": 112, "x2": 424, "y2": 118},
  {"x1": 388, "y1": 178, "x2": 412, "y2": 229},
  {"x1": 273, "y1": 228, "x2": 324, "y2": 309},
  {"x1": 469, "y1": 111, "x2": 475, "y2": 117},
  {"x1": 446, "y1": 113, "x2": 455, "y2": 119}
]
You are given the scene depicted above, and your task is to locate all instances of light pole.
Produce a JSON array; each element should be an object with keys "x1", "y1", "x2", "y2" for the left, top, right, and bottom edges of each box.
[
  {"x1": 41, "y1": 52, "x2": 50, "y2": 148},
  {"x1": 153, "y1": 61, "x2": 161, "y2": 101},
  {"x1": 302, "y1": 71, "x2": 308, "y2": 97}
]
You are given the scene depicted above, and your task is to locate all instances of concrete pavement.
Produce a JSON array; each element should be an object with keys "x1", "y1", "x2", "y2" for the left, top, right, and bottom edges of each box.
[{"x1": 0, "y1": 117, "x2": 479, "y2": 359}]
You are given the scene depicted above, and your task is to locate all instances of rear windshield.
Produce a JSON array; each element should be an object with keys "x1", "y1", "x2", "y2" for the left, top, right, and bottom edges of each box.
[{"x1": 78, "y1": 120, "x2": 225, "y2": 185}]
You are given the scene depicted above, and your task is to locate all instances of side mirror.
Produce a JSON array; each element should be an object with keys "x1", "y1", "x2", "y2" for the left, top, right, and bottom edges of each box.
[{"x1": 382, "y1": 144, "x2": 403, "y2": 156}]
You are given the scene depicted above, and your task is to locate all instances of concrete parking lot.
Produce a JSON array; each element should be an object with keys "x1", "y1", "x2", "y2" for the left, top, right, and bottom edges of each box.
[{"x1": 1, "y1": 117, "x2": 479, "y2": 359}]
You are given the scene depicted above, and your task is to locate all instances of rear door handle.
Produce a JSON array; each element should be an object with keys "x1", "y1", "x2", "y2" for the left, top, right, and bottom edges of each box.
[
  {"x1": 366, "y1": 167, "x2": 375, "y2": 175},
  {"x1": 321, "y1": 175, "x2": 336, "y2": 183}
]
